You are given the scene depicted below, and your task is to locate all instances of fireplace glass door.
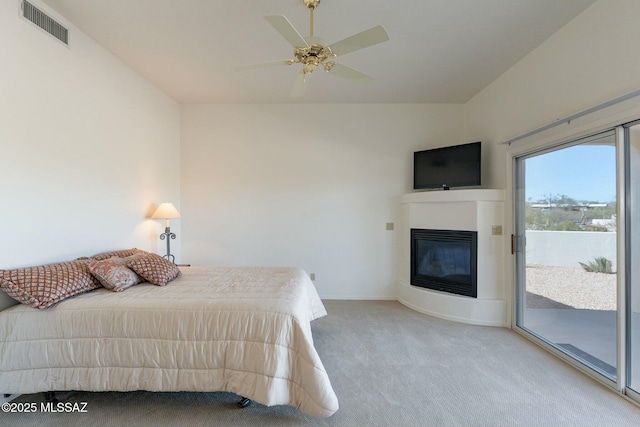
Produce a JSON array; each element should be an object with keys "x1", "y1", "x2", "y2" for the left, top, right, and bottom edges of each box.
[{"x1": 411, "y1": 229, "x2": 477, "y2": 298}]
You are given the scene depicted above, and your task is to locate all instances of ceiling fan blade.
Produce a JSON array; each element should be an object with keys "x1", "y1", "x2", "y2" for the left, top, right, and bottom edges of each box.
[
  {"x1": 290, "y1": 73, "x2": 310, "y2": 98},
  {"x1": 264, "y1": 15, "x2": 309, "y2": 48},
  {"x1": 329, "y1": 25, "x2": 389, "y2": 57},
  {"x1": 234, "y1": 60, "x2": 291, "y2": 71},
  {"x1": 328, "y1": 63, "x2": 374, "y2": 85}
]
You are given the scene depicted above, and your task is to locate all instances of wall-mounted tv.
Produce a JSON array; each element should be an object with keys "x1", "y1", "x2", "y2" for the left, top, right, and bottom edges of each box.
[{"x1": 413, "y1": 141, "x2": 481, "y2": 190}]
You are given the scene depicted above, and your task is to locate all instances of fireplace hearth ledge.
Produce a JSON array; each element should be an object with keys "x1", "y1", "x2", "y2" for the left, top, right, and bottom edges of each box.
[
  {"x1": 397, "y1": 189, "x2": 506, "y2": 327},
  {"x1": 397, "y1": 281, "x2": 506, "y2": 327}
]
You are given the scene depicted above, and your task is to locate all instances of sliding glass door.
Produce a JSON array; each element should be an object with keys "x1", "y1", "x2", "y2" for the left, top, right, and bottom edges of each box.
[
  {"x1": 626, "y1": 122, "x2": 640, "y2": 398},
  {"x1": 515, "y1": 131, "x2": 619, "y2": 382}
]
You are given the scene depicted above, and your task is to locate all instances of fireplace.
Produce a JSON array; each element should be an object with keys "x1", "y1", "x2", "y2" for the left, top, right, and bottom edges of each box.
[{"x1": 410, "y1": 228, "x2": 478, "y2": 298}]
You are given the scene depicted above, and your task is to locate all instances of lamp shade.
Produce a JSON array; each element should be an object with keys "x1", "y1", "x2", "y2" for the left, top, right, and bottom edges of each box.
[{"x1": 151, "y1": 202, "x2": 181, "y2": 220}]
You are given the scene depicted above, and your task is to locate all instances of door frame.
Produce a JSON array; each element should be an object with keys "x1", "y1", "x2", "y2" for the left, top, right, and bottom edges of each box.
[
  {"x1": 501, "y1": 94, "x2": 640, "y2": 405},
  {"x1": 509, "y1": 129, "x2": 623, "y2": 392}
]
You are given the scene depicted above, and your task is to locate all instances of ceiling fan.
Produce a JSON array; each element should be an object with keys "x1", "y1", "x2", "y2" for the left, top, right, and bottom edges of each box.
[{"x1": 235, "y1": 0, "x2": 390, "y2": 97}]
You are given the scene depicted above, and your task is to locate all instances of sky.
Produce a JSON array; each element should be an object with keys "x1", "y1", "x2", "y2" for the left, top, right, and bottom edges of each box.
[{"x1": 524, "y1": 144, "x2": 617, "y2": 203}]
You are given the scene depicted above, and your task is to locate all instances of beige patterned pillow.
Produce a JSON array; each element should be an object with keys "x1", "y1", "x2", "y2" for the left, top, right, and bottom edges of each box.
[
  {"x1": 0, "y1": 260, "x2": 102, "y2": 309},
  {"x1": 126, "y1": 253, "x2": 181, "y2": 286},
  {"x1": 90, "y1": 248, "x2": 148, "y2": 261},
  {"x1": 88, "y1": 257, "x2": 144, "y2": 292}
]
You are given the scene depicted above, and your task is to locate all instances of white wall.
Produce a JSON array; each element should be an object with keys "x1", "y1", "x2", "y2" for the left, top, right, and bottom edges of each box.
[
  {"x1": 6, "y1": 0, "x2": 638, "y2": 307},
  {"x1": 181, "y1": 104, "x2": 464, "y2": 299},
  {"x1": 525, "y1": 231, "x2": 617, "y2": 268},
  {"x1": 0, "y1": 1, "x2": 181, "y2": 309},
  {"x1": 464, "y1": 0, "x2": 640, "y2": 189},
  {"x1": 463, "y1": 0, "x2": 640, "y2": 321}
]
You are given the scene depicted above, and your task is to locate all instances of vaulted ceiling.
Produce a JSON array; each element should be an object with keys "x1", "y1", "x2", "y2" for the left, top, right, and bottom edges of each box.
[{"x1": 41, "y1": 0, "x2": 596, "y2": 104}]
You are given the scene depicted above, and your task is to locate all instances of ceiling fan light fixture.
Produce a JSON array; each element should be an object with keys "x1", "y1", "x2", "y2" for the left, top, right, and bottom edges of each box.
[
  {"x1": 323, "y1": 61, "x2": 336, "y2": 72},
  {"x1": 302, "y1": 63, "x2": 317, "y2": 75},
  {"x1": 235, "y1": 0, "x2": 388, "y2": 97},
  {"x1": 293, "y1": 43, "x2": 335, "y2": 68}
]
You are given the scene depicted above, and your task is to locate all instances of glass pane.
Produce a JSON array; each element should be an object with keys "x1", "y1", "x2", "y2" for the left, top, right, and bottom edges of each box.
[
  {"x1": 627, "y1": 124, "x2": 640, "y2": 393},
  {"x1": 516, "y1": 133, "x2": 618, "y2": 379}
]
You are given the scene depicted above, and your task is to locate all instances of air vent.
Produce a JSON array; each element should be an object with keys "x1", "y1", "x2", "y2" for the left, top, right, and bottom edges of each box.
[{"x1": 22, "y1": 0, "x2": 69, "y2": 46}]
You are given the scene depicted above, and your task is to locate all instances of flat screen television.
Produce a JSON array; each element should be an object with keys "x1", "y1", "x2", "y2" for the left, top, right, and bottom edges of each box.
[{"x1": 413, "y1": 141, "x2": 481, "y2": 190}]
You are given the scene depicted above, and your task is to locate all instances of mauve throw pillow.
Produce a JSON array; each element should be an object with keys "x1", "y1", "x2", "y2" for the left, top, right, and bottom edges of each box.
[
  {"x1": 0, "y1": 260, "x2": 101, "y2": 309},
  {"x1": 126, "y1": 253, "x2": 181, "y2": 286},
  {"x1": 89, "y1": 248, "x2": 149, "y2": 261}
]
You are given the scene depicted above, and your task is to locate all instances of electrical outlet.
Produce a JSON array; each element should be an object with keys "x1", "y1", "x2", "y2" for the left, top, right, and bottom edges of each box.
[{"x1": 309, "y1": 273, "x2": 316, "y2": 281}]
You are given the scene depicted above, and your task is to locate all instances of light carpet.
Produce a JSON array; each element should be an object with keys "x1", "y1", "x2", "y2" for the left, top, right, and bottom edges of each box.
[{"x1": 2, "y1": 300, "x2": 639, "y2": 426}]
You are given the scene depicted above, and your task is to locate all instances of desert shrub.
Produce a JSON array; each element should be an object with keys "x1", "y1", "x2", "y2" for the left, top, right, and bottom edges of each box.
[
  {"x1": 555, "y1": 221, "x2": 581, "y2": 231},
  {"x1": 579, "y1": 257, "x2": 613, "y2": 274}
]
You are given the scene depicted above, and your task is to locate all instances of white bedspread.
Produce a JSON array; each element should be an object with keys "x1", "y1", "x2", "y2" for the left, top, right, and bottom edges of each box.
[{"x1": 0, "y1": 266, "x2": 338, "y2": 418}]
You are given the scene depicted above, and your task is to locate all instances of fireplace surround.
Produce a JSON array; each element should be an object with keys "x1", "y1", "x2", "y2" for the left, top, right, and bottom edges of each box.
[{"x1": 397, "y1": 189, "x2": 505, "y2": 326}]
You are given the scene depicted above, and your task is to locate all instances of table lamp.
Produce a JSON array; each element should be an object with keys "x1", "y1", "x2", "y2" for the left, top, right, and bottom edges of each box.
[{"x1": 151, "y1": 202, "x2": 181, "y2": 263}]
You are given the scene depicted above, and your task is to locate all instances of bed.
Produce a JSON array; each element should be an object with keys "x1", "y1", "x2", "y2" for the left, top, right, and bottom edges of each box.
[{"x1": 0, "y1": 255, "x2": 338, "y2": 419}]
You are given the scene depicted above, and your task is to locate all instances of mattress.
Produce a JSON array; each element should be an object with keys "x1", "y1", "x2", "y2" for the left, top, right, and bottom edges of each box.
[{"x1": 0, "y1": 266, "x2": 338, "y2": 418}]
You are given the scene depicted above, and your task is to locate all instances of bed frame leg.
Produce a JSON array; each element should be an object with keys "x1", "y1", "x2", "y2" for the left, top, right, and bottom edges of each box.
[
  {"x1": 44, "y1": 391, "x2": 59, "y2": 404},
  {"x1": 238, "y1": 397, "x2": 252, "y2": 408}
]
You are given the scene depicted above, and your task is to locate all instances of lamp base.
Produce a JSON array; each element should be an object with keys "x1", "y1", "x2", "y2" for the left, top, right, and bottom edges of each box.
[{"x1": 159, "y1": 226, "x2": 176, "y2": 264}]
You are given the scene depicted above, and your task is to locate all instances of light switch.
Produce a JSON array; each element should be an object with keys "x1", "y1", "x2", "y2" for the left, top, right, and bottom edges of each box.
[
  {"x1": 386, "y1": 222, "x2": 394, "y2": 231},
  {"x1": 492, "y1": 225, "x2": 503, "y2": 235}
]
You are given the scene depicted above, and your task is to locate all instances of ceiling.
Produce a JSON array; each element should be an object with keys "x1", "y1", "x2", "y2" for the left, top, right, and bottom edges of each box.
[{"x1": 41, "y1": 0, "x2": 596, "y2": 104}]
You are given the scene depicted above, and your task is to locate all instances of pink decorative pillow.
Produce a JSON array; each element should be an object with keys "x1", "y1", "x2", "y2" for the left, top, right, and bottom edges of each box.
[
  {"x1": 126, "y1": 253, "x2": 181, "y2": 286},
  {"x1": 90, "y1": 248, "x2": 148, "y2": 261},
  {"x1": 0, "y1": 260, "x2": 101, "y2": 309},
  {"x1": 88, "y1": 257, "x2": 144, "y2": 292}
]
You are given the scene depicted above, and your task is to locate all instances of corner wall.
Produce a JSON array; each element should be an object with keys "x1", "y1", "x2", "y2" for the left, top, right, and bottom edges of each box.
[
  {"x1": 180, "y1": 104, "x2": 464, "y2": 299},
  {"x1": 464, "y1": 0, "x2": 640, "y2": 189},
  {"x1": 463, "y1": 0, "x2": 640, "y2": 323},
  {"x1": 0, "y1": 1, "x2": 181, "y2": 309}
]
